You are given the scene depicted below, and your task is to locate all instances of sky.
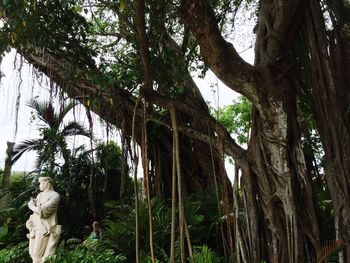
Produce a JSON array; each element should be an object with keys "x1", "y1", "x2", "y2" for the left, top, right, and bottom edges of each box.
[
  {"x1": 0, "y1": 46, "x2": 253, "y2": 182},
  {"x1": 0, "y1": 50, "x2": 111, "y2": 172}
]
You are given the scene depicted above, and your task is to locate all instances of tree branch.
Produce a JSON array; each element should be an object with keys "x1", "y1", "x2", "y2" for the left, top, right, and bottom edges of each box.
[
  {"x1": 134, "y1": 0, "x2": 153, "y2": 92},
  {"x1": 179, "y1": 0, "x2": 258, "y2": 105}
]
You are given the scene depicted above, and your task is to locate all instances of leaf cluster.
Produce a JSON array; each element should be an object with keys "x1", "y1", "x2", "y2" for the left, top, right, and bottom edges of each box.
[
  {"x1": 218, "y1": 96, "x2": 251, "y2": 145},
  {"x1": 45, "y1": 242, "x2": 126, "y2": 263}
]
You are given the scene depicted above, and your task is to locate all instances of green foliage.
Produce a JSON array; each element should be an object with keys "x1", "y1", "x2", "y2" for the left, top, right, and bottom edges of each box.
[
  {"x1": 102, "y1": 192, "x2": 228, "y2": 261},
  {"x1": 95, "y1": 141, "x2": 122, "y2": 174},
  {"x1": 0, "y1": 172, "x2": 34, "y2": 248},
  {"x1": 45, "y1": 242, "x2": 126, "y2": 263},
  {"x1": 94, "y1": 141, "x2": 124, "y2": 206},
  {"x1": 191, "y1": 187, "x2": 235, "y2": 256},
  {"x1": 57, "y1": 140, "x2": 123, "y2": 238},
  {"x1": 218, "y1": 96, "x2": 251, "y2": 145},
  {"x1": 189, "y1": 245, "x2": 225, "y2": 263},
  {"x1": 0, "y1": 223, "x2": 9, "y2": 241},
  {"x1": 0, "y1": 0, "x2": 96, "y2": 65},
  {"x1": 12, "y1": 98, "x2": 89, "y2": 174},
  {"x1": 1, "y1": 1, "x2": 344, "y2": 262},
  {"x1": 2, "y1": 139, "x2": 124, "y2": 244},
  {"x1": 83, "y1": 237, "x2": 102, "y2": 251},
  {"x1": 0, "y1": 241, "x2": 30, "y2": 263}
]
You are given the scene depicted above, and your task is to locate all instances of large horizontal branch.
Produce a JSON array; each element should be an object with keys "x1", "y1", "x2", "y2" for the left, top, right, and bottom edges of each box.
[
  {"x1": 20, "y1": 49, "x2": 245, "y2": 161},
  {"x1": 179, "y1": 0, "x2": 258, "y2": 105},
  {"x1": 25, "y1": 50, "x2": 136, "y2": 130}
]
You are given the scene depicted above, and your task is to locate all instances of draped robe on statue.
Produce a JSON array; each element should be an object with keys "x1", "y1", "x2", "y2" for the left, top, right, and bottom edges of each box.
[{"x1": 26, "y1": 190, "x2": 61, "y2": 263}]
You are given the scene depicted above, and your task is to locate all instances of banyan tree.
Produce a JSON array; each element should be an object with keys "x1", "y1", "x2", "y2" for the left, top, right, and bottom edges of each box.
[{"x1": 0, "y1": 0, "x2": 349, "y2": 262}]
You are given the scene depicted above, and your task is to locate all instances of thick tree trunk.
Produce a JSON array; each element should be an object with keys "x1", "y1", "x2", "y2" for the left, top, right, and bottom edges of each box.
[
  {"x1": 247, "y1": 104, "x2": 319, "y2": 262},
  {"x1": 234, "y1": 98, "x2": 320, "y2": 263},
  {"x1": 179, "y1": 0, "x2": 321, "y2": 262}
]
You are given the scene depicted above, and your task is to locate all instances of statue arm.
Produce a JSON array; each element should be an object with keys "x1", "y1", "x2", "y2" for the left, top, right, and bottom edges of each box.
[
  {"x1": 28, "y1": 198, "x2": 41, "y2": 214},
  {"x1": 40, "y1": 193, "x2": 60, "y2": 218}
]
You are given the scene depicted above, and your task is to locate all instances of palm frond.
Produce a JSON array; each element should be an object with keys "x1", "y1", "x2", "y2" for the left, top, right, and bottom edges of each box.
[
  {"x1": 317, "y1": 240, "x2": 344, "y2": 263},
  {"x1": 11, "y1": 139, "x2": 42, "y2": 164},
  {"x1": 27, "y1": 98, "x2": 59, "y2": 128},
  {"x1": 33, "y1": 157, "x2": 44, "y2": 173},
  {"x1": 75, "y1": 147, "x2": 94, "y2": 159},
  {"x1": 61, "y1": 121, "x2": 91, "y2": 138},
  {"x1": 72, "y1": 145, "x2": 88, "y2": 155}
]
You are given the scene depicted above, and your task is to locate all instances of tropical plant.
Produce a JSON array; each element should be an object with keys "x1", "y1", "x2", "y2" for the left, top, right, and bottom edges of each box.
[
  {"x1": 55, "y1": 141, "x2": 124, "y2": 238},
  {"x1": 102, "y1": 194, "x2": 227, "y2": 262},
  {"x1": 45, "y1": 242, "x2": 126, "y2": 263},
  {"x1": 0, "y1": 241, "x2": 30, "y2": 263},
  {"x1": 218, "y1": 96, "x2": 251, "y2": 145},
  {"x1": 9, "y1": 98, "x2": 93, "y2": 239},
  {"x1": 189, "y1": 245, "x2": 225, "y2": 263},
  {"x1": 95, "y1": 141, "x2": 123, "y2": 201},
  {"x1": 0, "y1": 172, "x2": 34, "y2": 248},
  {"x1": 12, "y1": 98, "x2": 90, "y2": 175},
  {"x1": 316, "y1": 240, "x2": 345, "y2": 263}
]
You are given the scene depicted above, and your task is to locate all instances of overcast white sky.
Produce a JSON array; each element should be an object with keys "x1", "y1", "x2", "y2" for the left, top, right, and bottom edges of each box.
[
  {"x1": 0, "y1": 50, "x2": 113, "y2": 172},
  {"x1": 0, "y1": 47, "x2": 253, "y2": 183}
]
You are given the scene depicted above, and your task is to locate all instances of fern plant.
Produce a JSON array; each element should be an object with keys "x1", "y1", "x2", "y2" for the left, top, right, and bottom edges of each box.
[
  {"x1": 189, "y1": 245, "x2": 225, "y2": 263},
  {"x1": 317, "y1": 240, "x2": 344, "y2": 263}
]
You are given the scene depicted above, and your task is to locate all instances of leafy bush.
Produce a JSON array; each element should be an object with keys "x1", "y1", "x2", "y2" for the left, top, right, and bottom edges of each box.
[
  {"x1": 0, "y1": 173, "x2": 34, "y2": 248},
  {"x1": 189, "y1": 245, "x2": 225, "y2": 263},
  {"x1": 45, "y1": 243, "x2": 126, "y2": 263},
  {"x1": 0, "y1": 241, "x2": 30, "y2": 263},
  {"x1": 103, "y1": 195, "x2": 221, "y2": 262}
]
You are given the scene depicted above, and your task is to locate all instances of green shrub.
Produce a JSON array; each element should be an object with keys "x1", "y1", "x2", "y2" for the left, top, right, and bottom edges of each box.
[
  {"x1": 45, "y1": 243, "x2": 126, "y2": 263},
  {"x1": 0, "y1": 241, "x2": 30, "y2": 263},
  {"x1": 189, "y1": 245, "x2": 225, "y2": 263}
]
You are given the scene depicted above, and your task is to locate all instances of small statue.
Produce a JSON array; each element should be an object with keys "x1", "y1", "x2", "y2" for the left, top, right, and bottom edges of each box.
[
  {"x1": 83, "y1": 220, "x2": 102, "y2": 250},
  {"x1": 26, "y1": 177, "x2": 61, "y2": 263},
  {"x1": 89, "y1": 221, "x2": 102, "y2": 240}
]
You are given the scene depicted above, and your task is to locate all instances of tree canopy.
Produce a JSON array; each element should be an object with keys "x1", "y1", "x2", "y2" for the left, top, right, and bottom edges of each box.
[{"x1": 1, "y1": 0, "x2": 350, "y2": 262}]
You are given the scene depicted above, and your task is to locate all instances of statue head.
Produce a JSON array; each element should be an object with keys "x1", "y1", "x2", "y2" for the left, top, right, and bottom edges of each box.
[{"x1": 38, "y1": 177, "x2": 54, "y2": 191}]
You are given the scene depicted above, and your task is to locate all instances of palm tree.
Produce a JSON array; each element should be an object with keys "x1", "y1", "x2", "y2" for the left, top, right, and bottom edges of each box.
[{"x1": 12, "y1": 98, "x2": 90, "y2": 174}]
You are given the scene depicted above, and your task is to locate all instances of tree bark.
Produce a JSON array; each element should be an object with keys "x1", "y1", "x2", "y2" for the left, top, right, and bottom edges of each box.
[{"x1": 180, "y1": 0, "x2": 320, "y2": 261}]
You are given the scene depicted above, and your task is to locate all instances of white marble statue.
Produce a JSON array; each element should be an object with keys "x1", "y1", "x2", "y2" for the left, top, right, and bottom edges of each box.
[{"x1": 26, "y1": 177, "x2": 61, "y2": 263}]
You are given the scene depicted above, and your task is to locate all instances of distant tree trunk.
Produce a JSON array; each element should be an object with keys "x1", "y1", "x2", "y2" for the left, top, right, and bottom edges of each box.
[
  {"x1": 86, "y1": 109, "x2": 96, "y2": 219},
  {"x1": 120, "y1": 129, "x2": 131, "y2": 199},
  {"x1": 169, "y1": 117, "x2": 177, "y2": 263},
  {"x1": 0, "y1": 142, "x2": 15, "y2": 210},
  {"x1": 132, "y1": 97, "x2": 141, "y2": 263}
]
